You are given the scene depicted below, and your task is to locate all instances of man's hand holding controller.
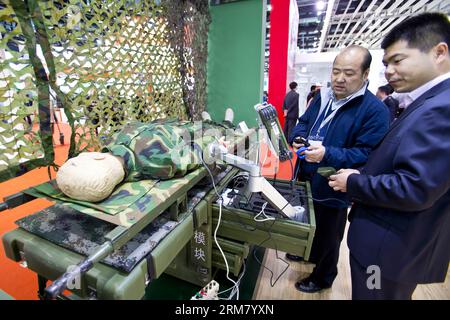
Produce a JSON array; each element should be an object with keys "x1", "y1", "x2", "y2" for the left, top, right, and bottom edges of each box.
[{"x1": 293, "y1": 136, "x2": 310, "y2": 159}]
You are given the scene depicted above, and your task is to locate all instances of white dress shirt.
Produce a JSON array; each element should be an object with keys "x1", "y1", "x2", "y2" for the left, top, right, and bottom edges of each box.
[{"x1": 404, "y1": 72, "x2": 450, "y2": 108}]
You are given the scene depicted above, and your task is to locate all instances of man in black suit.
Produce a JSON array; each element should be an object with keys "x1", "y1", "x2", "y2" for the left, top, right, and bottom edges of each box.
[
  {"x1": 329, "y1": 12, "x2": 450, "y2": 300},
  {"x1": 376, "y1": 84, "x2": 399, "y2": 124},
  {"x1": 306, "y1": 85, "x2": 316, "y2": 107},
  {"x1": 282, "y1": 81, "x2": 299, "y2": 140}
]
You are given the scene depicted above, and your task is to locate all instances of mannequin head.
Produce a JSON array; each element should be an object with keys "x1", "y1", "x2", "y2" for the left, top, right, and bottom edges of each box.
[{"x1": 56, "y1": 152, "x2": 125, "y2": 202}]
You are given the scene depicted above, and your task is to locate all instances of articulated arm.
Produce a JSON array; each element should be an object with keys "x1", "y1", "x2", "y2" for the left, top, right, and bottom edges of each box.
[{"x1": 209, "y1": 144, "x2": 304, "y2": 220}]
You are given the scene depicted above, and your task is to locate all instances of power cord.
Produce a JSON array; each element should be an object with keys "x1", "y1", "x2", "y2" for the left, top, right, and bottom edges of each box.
[
  {"x1": 253, "y1": 202, "x2": 275, "y2": 222},
  {"x1": 191, "y1": 142, "x2": 240, "y2": 300},
  {"x1": 191, "y1": 142, "x2": 302, "y2": 295},
  {"x1": 289, "y1": 157, "x2": 295, "y2": 181},
  {"x1": 222, "y1": 173, "x2": 286, "y2": 290},
  {"x1": 288, "y1": 157, "x2": 350, "y2": 207},
  {"x1": 289, "y1": 158, "x2": 295, "y2": 202},
  {"x1": 217, "y1": 258, "x2": 247, "y2": 300}
]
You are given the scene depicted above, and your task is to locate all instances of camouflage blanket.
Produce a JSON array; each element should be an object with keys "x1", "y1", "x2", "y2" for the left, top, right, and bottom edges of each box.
[{"x1": 103, "y1": 119, "x2": 227, "y2": 181}]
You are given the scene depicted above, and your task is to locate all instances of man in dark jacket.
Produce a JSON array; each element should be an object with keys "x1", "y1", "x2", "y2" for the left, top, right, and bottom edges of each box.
[
  {"x1": 287, "y1": 45, "x2": 390, "y2": 293},
  {"x1": 376, "y1": 84, "x2": 399, "y2": 123},
  {"x1": 282, "y1": 81, "x2": 299, "y2": 140},
  {"x1": 329, "y1": 12, "x2": 450, "y2": 300}
]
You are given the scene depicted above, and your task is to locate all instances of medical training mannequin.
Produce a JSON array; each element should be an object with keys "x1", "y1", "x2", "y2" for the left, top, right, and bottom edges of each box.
[{"x1": 56, "y1": 109, "x2": 235, "y2": 202}]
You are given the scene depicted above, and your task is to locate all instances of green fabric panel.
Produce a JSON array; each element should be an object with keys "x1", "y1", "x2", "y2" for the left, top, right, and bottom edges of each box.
[{"x1": 207, "y1": 0, "x2": 265, "y2": 127}]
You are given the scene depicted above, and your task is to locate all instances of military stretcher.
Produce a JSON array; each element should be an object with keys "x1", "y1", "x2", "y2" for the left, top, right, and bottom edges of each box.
[{"x1": 1, "y1": 131, "x2": 316, "y2": 300}]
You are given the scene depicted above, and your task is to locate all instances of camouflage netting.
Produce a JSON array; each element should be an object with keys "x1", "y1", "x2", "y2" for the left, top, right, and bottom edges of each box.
[
  {"x1": 0, "y1": 0, "x2": 54, "y2": 181},
  {"x1": 0, "y1": 0, "x2": 210, "y2": 182}
]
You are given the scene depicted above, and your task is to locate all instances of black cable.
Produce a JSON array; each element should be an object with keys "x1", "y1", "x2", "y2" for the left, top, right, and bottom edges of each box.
[
  {"x1": 289, "y1": 157, "x2": 295, "y2": 181},
  {"x1": 230, "y1": 178, "x2": 258, "y2": 232},
  {"x1": 293, "y1": 160, "x2": 300, "y2": 181},
  {"x1": 288, "y1": 157, "x2": 295, "y2": 202},
  {"x1": 286, "y1": 155, "x2": 349, "y2": 207},
  {"x1": 279, "y1": 201, "x2": 290, "y2": 213},
  {"x1": 228, "y1": 173, "x2": 249, "y2": 185},
  {"x1": 230, "y1": 175, "x2": 249, "y2": 204},
  {"x1": 231, "y1": 193, "x2": 257, "y2": 232},
  {"x1": 251, "y1": 218, "x2": 290, "y2": 287},
  {"x1": 298, "y1": 194, "x2": 349, "y2": 206},
  {"x1": 230, "y1": 174, "x2": 248, "y2": 191},
  {"x1": 192, "y1": 142, "x2": 256, "y2": 233}
]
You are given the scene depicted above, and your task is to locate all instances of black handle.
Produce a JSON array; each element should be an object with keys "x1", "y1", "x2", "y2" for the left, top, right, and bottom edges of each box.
[
  {"x1": 0, "y1": 202, "x2": 8, "y2": 212},
  {"x1": 294, "y1": 137, "x2": 310, "y2": 147},
  {"x1": 44, "y1": 259, "x2": 93, "y2": 299}
]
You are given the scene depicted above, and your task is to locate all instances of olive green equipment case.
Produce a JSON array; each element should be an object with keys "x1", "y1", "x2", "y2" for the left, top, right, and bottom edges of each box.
[{"x1": 2, "y1": 168, "x2": 315, "y2": 300}]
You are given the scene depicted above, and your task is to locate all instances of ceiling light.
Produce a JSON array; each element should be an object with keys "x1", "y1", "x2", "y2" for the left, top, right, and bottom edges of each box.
[{"x1": 316, "y1": 1, "x2": 326, "y2": 11}]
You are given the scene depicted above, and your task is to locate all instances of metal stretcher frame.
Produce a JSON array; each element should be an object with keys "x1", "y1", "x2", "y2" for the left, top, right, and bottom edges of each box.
[
  {"x1": 2, "y1": 166, "x2": 240, "y2": 300},
  {"x1": 1, "y1": 131, "x2": 255, "y2": 299}
]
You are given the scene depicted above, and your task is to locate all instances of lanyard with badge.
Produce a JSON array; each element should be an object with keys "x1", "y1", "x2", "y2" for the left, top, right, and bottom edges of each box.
[
  {"x1": 308, "y1": 99, "x2": 338, "y2": 146},
  {"x1": 296, "y1": 100, "x2": 335, "y2": 161}
]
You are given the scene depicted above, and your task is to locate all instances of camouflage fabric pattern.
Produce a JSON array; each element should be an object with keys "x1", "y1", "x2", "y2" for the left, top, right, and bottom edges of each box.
[
  {"x1": 24, "y1": 168, "x2": 207, "y2": 227},
  {"x1": 102, "y1": 119, "x2": 227, "y2": 181},
  {"x1": 25, "y1": 179, "x2": 158, "y2": 216},
  {"x1": 16, "y1": 204, "x2": 183, "y2": 273}
]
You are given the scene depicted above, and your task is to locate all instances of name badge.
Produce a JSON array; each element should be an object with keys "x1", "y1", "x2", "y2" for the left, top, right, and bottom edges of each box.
[{"x1": 307, "y1": 134, "x2": 323, "y2": 147}]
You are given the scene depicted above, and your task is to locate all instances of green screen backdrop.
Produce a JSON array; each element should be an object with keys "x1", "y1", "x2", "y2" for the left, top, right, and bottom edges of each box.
[{"x1": 207, "y1": 0, "x2": 265, "y2": 127}]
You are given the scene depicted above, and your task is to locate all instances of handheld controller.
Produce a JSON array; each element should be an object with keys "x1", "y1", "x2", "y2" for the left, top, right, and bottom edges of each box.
[
  {"x1": 317, "y1": 167, "x2": 337, "y2": 178},
  {"x1": 294, "y1": 137, "x2": 310, "y2": 159}
]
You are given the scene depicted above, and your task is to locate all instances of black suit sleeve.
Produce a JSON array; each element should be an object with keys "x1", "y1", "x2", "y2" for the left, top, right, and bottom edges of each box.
[
  {"x1": 348, "y1": 102, "x2": 450, "y2": 211},
  {"x1": 288, "y1": 96, "x2": 319, "y2": 144}
]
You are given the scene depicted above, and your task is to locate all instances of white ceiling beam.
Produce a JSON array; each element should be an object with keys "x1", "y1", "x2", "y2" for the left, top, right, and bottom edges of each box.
[
  {"x1": 330, "y1": 9, "x2": 424, "y2": 46},
  {"x1": 365, "y1": 0, "x2": 432, "y2": 47},
  {"x1": 338, "y1": 0, "x2": 379, "y2": 49},
  {"x1": 326, "y1": 0, "x2": 353, "y2": 50},
  {"x1": 368, "y1": 0, "x2": 442, "y2": 48},
  {"x1": 318, "y1": 0, "x2": 337, "y2": 52},
  {"x1": 331, "y1": 0, "x2": 366, "y2": 49},
  {"x1": 328, "y1": 4, "x2": 422, "y2": 26},
  {"x1": 347, "y1": 0, "x2": 399, "y2": 47},
  {"x1": 442, "y1": 0, "x2": 450, "y2": 11}
]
